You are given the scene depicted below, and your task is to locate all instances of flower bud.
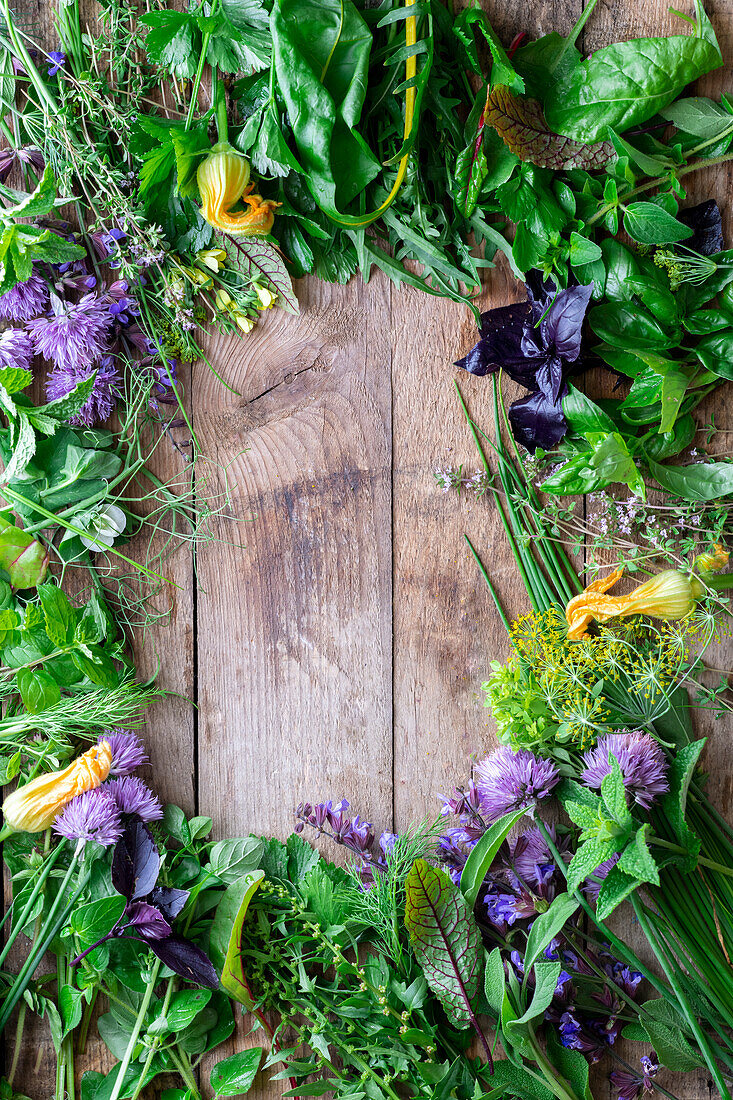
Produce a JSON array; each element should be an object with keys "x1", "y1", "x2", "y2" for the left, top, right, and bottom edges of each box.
[
  {"x1": 2, "y1": 741, "x2": 112, "y2": 834},
  {"x1": 197, "y1": 143, "x2": 279, "y2": 237}
]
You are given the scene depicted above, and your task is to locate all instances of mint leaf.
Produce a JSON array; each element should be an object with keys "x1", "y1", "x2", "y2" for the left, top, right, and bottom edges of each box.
[
  {"x1": 617, "y1": 824, "x2": 660, "y2": 886},
  {"x1": 566, "y1": 837, "x2": 619, "y2": 895},
  {"x1": 601, "y1": 755, "x2": 633, "y2": 828},
  {"x1": 595, "y1": 864, "x2": 638, "y2": 920}
]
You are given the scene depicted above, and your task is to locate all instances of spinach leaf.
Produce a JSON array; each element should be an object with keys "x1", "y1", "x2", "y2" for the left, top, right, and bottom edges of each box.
[
  {"x1": 271, "y1": 0, "x2": 380, "y2": 215},
  {"x1": 544, "y1": 30, "x2": 722, "y2": 142},
  {"x1": 589, "y1": 302, "x2": 677, "y2": 349}
]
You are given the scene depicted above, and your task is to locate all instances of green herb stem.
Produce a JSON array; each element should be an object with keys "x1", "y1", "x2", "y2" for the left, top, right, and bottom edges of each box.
[
  {"x1": 107, "y1": 958, "x2": 162, "y2": 1100},
  {"x1": 0, "y1": 841, "x2": 67, "y2": 970}
]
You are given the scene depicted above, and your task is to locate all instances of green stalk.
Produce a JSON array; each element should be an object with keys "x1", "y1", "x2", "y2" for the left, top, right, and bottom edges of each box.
[
  {"x1": 632, "y1": 895, "x2": 732, "y2": 1100},
  {"x1": 0, "y1": 841, "x2": 67, "y2": 969},
  {"x1": 212, "y1": 66, "x2": 227, "y2": 144},
  {"x1": 0, "y1": 844, "x2": 87, "y2": 1033},
  {"x1": 464, "y1": 536, "x2": 512, "y2": 634},
  {"x1": 107, "y1": 958, "x2": 162, "y2": 1100}
]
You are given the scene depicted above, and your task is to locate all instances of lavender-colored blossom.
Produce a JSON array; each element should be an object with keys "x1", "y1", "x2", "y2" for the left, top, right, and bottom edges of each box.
[
  {"x1": 440, "y1": 779, "x2": 485, "y2": 819},
  {"x1": 54, "y1": 789, "x2": 123, "y2": 847},
  {"x1": 379, "y1": 832, "x2": 397, "y2": 856},
  {"x1": 46, "y1": 357, "x2": 120, "y2": 426},
  {"x1": 511, "y1": 825, "x2": 561, "y2": 888},
  {"x1": 0, "y1": 146, "x2": 44, "y2": 184},
  {"x1": 47, "y1": 51, "x2": 65, "y2": 76},
  {"x1": 558, "y1": 1010, "x2": 607, "y2": 1064},
  {"x1": 475, "y1": 748, "x2": 560, "y2": 823},
  {"x1": 28, "y1": 293, "x2": 112, "y2": 371},
  {"x1": 0, "y1": 274, "x2": 49, "y2": 321},
  {"x1": 581, "y1": 732, "x2": 669, "y2": 810},
  {"x1": 104, "y1": 776, "x2": 163, "y2": 821},
  {"x1": 0, "y1": 328, "x2": 33, "y2": 372},
  {"x1": 100, "y1": 729, "x2": 149, "y2": 776},
  {"x1": 584, "y1": 854, "x2": 620, "y2": 902}
]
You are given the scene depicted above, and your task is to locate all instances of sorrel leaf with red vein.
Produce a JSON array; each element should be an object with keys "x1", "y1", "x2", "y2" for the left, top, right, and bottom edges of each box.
[
  {"x1": 484, "y1": 85, "x2": 616, "y2": 171},
  {"x1": 404, "y1": 859, "x2": 483, "y2": 1031}
]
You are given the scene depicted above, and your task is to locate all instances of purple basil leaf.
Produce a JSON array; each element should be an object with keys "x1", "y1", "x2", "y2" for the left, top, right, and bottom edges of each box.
[
  {"x1": 508, "y1": 388, "x2": 568, "y2": 453},
  {"x1": 541, "y1": 283, "x2": 593, "y2": 364},
  {"x1": 125, "y1": 901, "x2": 172, "y2": 941},
  {"x1": 679, "y1": 199, "x2": 724, "y2": 256},
  {"x1": 112, "y1": 821, "x2": 160, "y2": 901},
  {"x1": 532, "y1": 355, "x2": 566, "y2": 404},
  {"x1": 151, "y1": 886, "x2": 189, "y2": 921},
  {"x1": 455, "y1": 302, "x2": 531, "y2": 376},
  {"x1": 148, "y1": 934, "x2": 219, "y2": 989}
]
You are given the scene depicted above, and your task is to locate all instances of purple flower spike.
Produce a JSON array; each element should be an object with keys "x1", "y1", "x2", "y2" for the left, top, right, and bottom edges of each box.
[
  {"x1": 100, "y1": 729, "x2": 149, "y2": 776},
  {"x1": 581, "y1": 732, "x2": 669, "y2": 810},
  {"x1": 104, "y1": 776, "x2": 163, "y2": 821},
  {"x1": 610, "y1": 1053, "x2": 659, "y2": 1100},
  {"x1": 54, "y1": 789, "x2": 123, "y2": 848},
  {"x1": 28, "y1": 292, "x2": 112, "y2": 371},
  {"x1": 0, "y1": 328, "x2": 33, "y2": 372},
  {"x1": 0, "y1": 274, "x2": 49, "y2": 321},
  {"x1": 475, "y1": 747, "x2": 560, "y2": 824}
]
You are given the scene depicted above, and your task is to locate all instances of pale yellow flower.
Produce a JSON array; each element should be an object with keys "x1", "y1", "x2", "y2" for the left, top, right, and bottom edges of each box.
[
  {"x1": 197, "y1": 144, "x2": 279, "y2": 237},
  {"x1": 255, "y1": 285, "x2": 277, "y2": 310},
  {"x1": 197, "y1": 248, "x2": 227, "y2": 272},
  {"x1": 2, "y1": 741, "x2": 112, "y2": 834}
]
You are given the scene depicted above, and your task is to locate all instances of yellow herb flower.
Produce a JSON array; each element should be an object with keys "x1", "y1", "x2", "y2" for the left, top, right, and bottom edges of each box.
[
  {"x1": 255, "y1": 285, "x2": 277, "y2": 310},
  {"x1": 566, "y1": 568, "x2": 703, "y2": 641},
  {"x1": 2, "y1": 741, "x2": 112, "y2": 834},
  {"x1": 693, "y1": 543, "x2": 730, "y2": 574},
  {"x1": 215, "y1": 288, "x2": 233, "y2": 311},
  {"x1": 197, "y1": 144, "x2": 280, "y2": 237},
  {"x1": 197, "y1": 248, "x2": 227, "y2": 272},
  {"x1": 233, "y1": 312, "x2": 256, "y2": 333}
]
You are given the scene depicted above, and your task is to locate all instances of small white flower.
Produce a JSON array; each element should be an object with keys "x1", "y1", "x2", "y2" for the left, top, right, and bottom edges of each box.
[{"x1": 77, "y1": 503, "x2": 127, "y2": 550}]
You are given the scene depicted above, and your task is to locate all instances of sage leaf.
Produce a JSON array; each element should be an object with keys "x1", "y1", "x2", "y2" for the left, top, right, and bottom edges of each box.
[
  {"x1": 525, "y1": 893, "x2": 579, "y2": 972},
  {"x1": 459, "y1": 805, "x2": 528, "y2": 908}
]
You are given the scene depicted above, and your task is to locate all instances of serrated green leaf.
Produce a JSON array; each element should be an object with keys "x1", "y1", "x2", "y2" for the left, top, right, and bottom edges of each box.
[
  {"x1": 601, "y1": 756, "x2": 633, "y2": 828},
  {"x1": 566, "y1": 837, "x2": 619, "y2": 895},
  {"x1": 617, "y1": 824, "x2": 659, "y2": 886}
]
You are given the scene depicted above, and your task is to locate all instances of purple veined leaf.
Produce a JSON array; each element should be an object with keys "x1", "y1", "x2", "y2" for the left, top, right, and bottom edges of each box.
[
  {"x1": 541, "y1": 283, "x2": 593, "y2": 365},
  {"x1": 679, "y1": 199, "x2": 724, "y2": 256},
  {"x1": 484, "y1": 85, "x2": 616, "y2": 171},
  {"x1": 149, "y1": 934, "x2": 219, "y2": 990},
  {"x1": 112, "y1": 821, "x2": 160, "y2": 901},
  {"x1": 124, "y1": 901, "x2": 172, "y2": 941},
  {"x1": 404, "y1": 860, "x2": 485, "y2": 1044},
  {"x1": 508, "y1": 388, "x2": 569, "y2": 452},
  {"x1": 151, "y1": 885, "x2": 189, "y2": 921},
  {"x1": 216, "y1": 232, "x2": 300, "y2": 315}
]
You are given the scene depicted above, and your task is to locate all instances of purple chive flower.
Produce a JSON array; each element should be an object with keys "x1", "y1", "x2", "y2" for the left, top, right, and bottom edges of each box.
[
  {"x1": 475, "y1": 748, "x2": 560, "y2": 824},
  {"x1": 99, "y1": 729, "x2": 149, "y2": 777},
  {"x1": 47, "y1": 51, "x2": 65, "y2": 76},
  {"x1": 0, "y1": 328, "x2": 33, "y2": 372},
  {"x1": 584, "y1": 854, "x2": 620, "y2": 902},
  {"x1": 581, "y1": 732, "x2": 669, "y2": 810},
  {"x1": 28, "y1": 292, "x2": 112, "y2": 371},
  {"x1": 54, "y1": 789, "x2": 123, "y2": 848},
  {"x1": 0, "y1": 274, "x2": 49, "y2": 321},
  {"x1": 511, "y1": 825, "x2": 564, "y2": 888},
  {"x1": 45, "y1": 357, "x2": 120, "y2": 426},
  {"x1": 104, "y1": 776, "x2": 163, "y2": 822}
]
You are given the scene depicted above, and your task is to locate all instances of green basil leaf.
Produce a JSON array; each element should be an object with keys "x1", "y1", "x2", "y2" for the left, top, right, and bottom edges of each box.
[
  {"x1": 695, "y1": 329, "x2": 733, "y2": 379},
  {"x1": 589, "y1": 302, "x2": 677, "y2": 349},
  {"x1": 210, "y1": 1049, "x2": 263, "y2": 1097},
  {"x1": 623, "y1": 202, "x2": 693, "y2": 246},
  {"x1": 16, "y1": 668, "x2": 61, "y2": 714},
  {"x1": 647, "y1": 457, "x2": 733, "y2": 500}
]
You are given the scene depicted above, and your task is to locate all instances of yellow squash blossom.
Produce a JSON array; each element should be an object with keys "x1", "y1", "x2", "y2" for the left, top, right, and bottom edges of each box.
[
  {"x1": 565, "y1": 546, "x2": 730, "y2": 640},
  {"x1": 197, "y1": 144, "x2": 279, "y2": 237},
  {"x1": 2, "y1": 740, "x2": 112, "y2": 834}
]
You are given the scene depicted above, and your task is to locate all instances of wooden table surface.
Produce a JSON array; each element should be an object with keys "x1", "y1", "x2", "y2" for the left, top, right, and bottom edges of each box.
[{"x1": 11, "y1": 0, "x2": 733, "y2": 1096}]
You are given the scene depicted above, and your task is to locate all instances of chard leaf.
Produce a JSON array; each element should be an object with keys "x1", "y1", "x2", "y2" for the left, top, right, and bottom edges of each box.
[
  {"x1": 219, "y1": 234, "x2": 299, "y2": 315},
  {"x1": 485, "y1": 85, "x2": 615, "y2": 170},
  {"x1": 212, "y1": 870, "x2": 265, "y2": 1009},
  {"x1": 404, "y1": 859, "x2": 483, "y2": 1030}
]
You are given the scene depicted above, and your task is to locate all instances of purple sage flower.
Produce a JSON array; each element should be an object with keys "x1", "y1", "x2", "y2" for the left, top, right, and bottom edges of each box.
[
  {"x1": 28, "y1": 292, "x2": 112, "y2": 371},
  {"x1": 475, "y1": 748, "x2": 560, "y2": 823},
  {"x1": 46, "y1": 357, "x2": 120, "y2": 425},
  {"x1": 581, "y1": 732, "x2": 669, "y2": 810},
  {"x1": 0, "y1": 274, "x2": 49, "y2": 321},
  {"x1": 104, "y1": 776, "x2": 163, "y2": 822},
  {"x1": 609, "y1": 1055, "x2": 659, "y2": 1100},
  {"x1": 99, "y1": 730, "x2": 149, "y2": 776},
  {"x1": 0, "y1": 328, "x2": 33, "y2": 372},
  {"x1": 47, "y1": 51, "x2": 65, "y2": 76},
  {"x1": 54, "y1": 789, "x2": 123, "y2": 848}
]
